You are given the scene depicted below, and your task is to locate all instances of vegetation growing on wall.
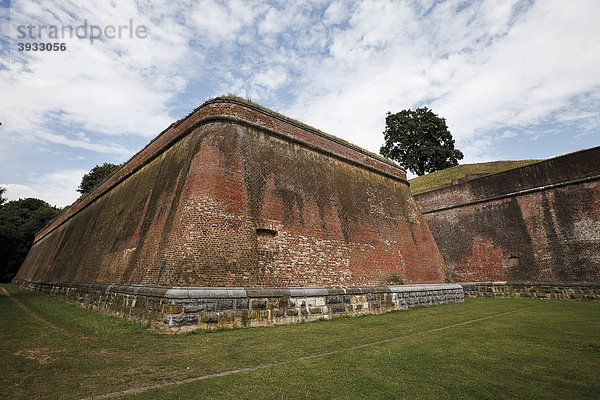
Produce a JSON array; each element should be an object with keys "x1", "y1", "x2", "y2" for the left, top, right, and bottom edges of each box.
[{"x1": 409, "y1": 160, "x2": 542, "y2": 195}]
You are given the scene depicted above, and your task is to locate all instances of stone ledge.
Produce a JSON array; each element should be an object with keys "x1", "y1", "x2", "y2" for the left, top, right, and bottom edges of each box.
[
  {"x1": 12, "y1": 279, "x2": 464, "y2": 332},
  {"x1": 388, "y1": 283, "x2": 463, "y2": 292},
  {"x1": 13, "y1": 280, "x2": 462, "y2": 299},
  {"x1": 458, "y1": 282, "x2": 600, "y2": 301}
]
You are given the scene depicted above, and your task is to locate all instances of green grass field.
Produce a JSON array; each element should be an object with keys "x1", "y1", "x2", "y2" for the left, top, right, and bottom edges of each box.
[
  {"x1": 1, "y1": 284, "x2": 599, "y2": 399},
  {"x1": 408, "y1": 160, "x2": 542, "y2": 195}
]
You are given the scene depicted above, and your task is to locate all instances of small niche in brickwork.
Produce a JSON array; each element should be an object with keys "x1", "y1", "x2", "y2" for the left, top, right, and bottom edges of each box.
[
  {"x1": 508, "y1": 256, "x2": 520, "y2": 268},
  {"x1": 256, "y1": 228, "x2": 278, "y2": 252},
  {"x1": 256, "y1": 228, "x2": 277, "y2": 236}
]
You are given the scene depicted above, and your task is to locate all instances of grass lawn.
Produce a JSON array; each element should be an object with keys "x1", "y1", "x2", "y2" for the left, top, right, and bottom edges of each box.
[
  {"x1": 408, "y1": 160, "x2": 541, "y2": 195},
  {"x1": 1, "y1": 284, "x2": 599, "y2": 399}
]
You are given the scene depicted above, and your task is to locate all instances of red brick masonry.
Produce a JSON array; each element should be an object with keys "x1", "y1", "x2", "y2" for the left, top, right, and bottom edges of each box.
[
  {"x1": 415, "y1": 147, "x2": 600, "y2": 283},
  {"x1": 16, "y1": 99, "x2": 446, "y2": 287}
]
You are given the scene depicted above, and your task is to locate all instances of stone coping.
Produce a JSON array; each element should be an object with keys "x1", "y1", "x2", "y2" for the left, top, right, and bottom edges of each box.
[
  {"x1": 12, "y1": 279, "x2": 465, "y2": 331},
  {"x1": 13, "y1": 279, "x2": 461, "y2": 298}
]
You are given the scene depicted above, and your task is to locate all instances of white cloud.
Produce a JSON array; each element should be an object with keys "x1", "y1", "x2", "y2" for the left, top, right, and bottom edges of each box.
[
  {"x1": 2, "y1": 0, "x2": 599, "y2": 197},
  {"x1": 432, "y1": 0, "x2": 600, "y2": 137},
  {"x1": 284, "y1": 0, "x2": 600, "y2": 158},
  {"x1": 323, "y1": 1, "x2": 349, "y2": 26},
  {"x1": 35, "y1": 131, "x2": 131, "y2": 155},
  {"x1": 187, "y1": 0, "x2": 263, "y2": 44},
  {"x1": 248, "y1": 67, "x2": 288, "y2": 100},
  {"x1": 1, "y1": 168, "x2": 87, "y2": 207},
  {"x1": 1, "y1": 0, "x2": 192, "y2": 155},
  {"x1": 258, "y1": 6, "x2": 298, "y2": 36}
]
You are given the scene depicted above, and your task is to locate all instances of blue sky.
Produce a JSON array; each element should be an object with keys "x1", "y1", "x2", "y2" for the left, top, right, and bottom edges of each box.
[{"x1": 1, "y1": 0, "x2": 599, "y2": 207}]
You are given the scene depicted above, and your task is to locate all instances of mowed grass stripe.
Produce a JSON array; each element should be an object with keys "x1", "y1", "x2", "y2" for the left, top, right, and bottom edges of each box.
[
  {"x1": 1, "y1": 285, "x2": 526, "y2": 399},
  {"x1": 0, "y1": 286, "x2": 73, "y2": 336},
  {"x1": 85, "y1": 306, "x2": 536, "y2": 399},
  {"x1": 2, "y1": 284, "x2": 599, "y2": 400},
  {"x1": 122, "y1": 302, "x2": 600, "y2": 400}
]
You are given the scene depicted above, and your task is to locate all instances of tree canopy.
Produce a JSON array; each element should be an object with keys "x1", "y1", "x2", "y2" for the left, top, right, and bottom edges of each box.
[
  {"x1": 0, "y1": 195, "x2": 62, "y2": 282},
  {"x1": 77, "y1": 163, "x2": 123, "y2": 196},
  {"x1": 0, "y1": 187, "x2": 6, "y2": 205},
  {"x1": 379, "y1": 107, "x2": 464, "y2": 176}
]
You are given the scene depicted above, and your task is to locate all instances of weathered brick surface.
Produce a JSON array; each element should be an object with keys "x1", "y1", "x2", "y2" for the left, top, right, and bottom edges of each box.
[
  {"x1": 32, "y1": 100, "x2": 406, "y2": 243},
  {"x1": 415, "y1": 147, "x2": 600, "y2": 282},
  {"x1": 15, "y1": 100, "x2": 445, "y2": 287}
]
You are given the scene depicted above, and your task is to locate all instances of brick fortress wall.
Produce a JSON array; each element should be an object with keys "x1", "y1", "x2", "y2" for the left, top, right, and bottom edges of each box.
[
  {"x1": 414, "y1": 147, "x2": 600, "y2": 283},
  {"x1": 15, "y1": 99, "x2": 446, "y2": 288}
]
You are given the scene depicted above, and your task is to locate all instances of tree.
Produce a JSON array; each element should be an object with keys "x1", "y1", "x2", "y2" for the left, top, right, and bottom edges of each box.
[
  {"x1": 0, "y1": 186, "x2": 6, "y2": 205},
  {"x1": 77, "y1": 163, "x2": 122, "y2": 196},
  {"x1": 0, "y1": 198, "x2": 61, "y2": 282},
  {"x1": 379, "y1": 107, "x2": 464, "y2": 176}
]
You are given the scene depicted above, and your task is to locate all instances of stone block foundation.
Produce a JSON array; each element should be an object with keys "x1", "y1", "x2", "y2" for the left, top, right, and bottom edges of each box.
[
  {"x1": 459, "y1": 282, "x2": 600, "y2": 301},
  {"x1": 12, "y1": 279, "x2": 463, "y2": 332}
]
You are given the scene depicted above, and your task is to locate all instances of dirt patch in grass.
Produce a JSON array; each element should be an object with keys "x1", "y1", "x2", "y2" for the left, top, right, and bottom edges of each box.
[{"x1": 14, "y1": 348, "x2": 65, "y2": 365}]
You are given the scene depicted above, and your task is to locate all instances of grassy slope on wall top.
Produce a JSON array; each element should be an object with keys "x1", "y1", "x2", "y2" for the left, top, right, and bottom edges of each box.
[{"x1": 409, "y1": 160, "x2": 542, "y2": 195}]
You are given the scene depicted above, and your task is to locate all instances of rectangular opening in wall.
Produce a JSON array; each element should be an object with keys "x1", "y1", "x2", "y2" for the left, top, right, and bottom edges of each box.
[
  {"x1": 256, "y1": 228, "x2": 277, "y2": 237},
  {"x1": 256, "y1": 228, "x2": 278, "y2": 253},
  {"x1": 508, "y1": 256, "x2": 520, "y2": 268}
]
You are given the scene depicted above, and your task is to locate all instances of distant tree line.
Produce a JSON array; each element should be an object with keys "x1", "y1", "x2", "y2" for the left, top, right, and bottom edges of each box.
[
  {"x1": 0, "y1": 189, "x2": 62, "y2": 282},
  {"x1": 0, "y1": 162, "x2": 122, "y2": 282}
]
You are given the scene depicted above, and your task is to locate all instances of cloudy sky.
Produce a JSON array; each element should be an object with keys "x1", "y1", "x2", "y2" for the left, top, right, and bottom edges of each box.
[{"x1": 1, "y1": 0, "x2": 599, "y2": 207}]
